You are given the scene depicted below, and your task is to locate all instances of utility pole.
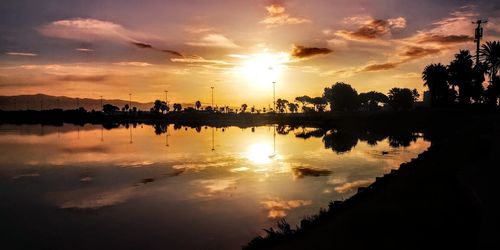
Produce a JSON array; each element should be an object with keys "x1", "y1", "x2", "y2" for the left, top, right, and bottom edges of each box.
[
  {"x1": 211, "y1": 86, "x2": 214, "y2": 107},
  {"x1": 100, "y1": 96, "x2": 103, "y2": 108},
  {"x1": 473, "y1": 19, "x2": 487, "y2": 66},
  {"x1": 129, "y1": 93, "x2": 132, "y2": 107},
  {"x1": 273, "y1": 81, "x2": 276, "y2": 112},
  {"x1": 164, "y1": 90, "x2": 168, "y2": 104}
]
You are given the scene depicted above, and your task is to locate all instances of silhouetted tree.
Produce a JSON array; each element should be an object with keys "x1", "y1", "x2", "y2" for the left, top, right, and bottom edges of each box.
[
  {"x1": 387, "y1": 88, "x2": 419, "y2": 111},
  {"x1": 276, "y1": 99, "x2": 289, "y2": 113},
  {"x1": 311, "y1": 97, "x2": 327, "y2": 112},
  {"x1": 480, "y1": 41, "x2": 500, "y2": 106},
  {"x1": 195, "y1": 100, "x2": 202, "y2": 110},
  {"x1": 323, "y1": 82, "x2": 360, "y2": 111},
  {"x1": 295, "y1": 95, "x2": 313, "y2": 112},
  {"x1": 241, "y1": 103, "x2": 248, "y2": 113},
  {"x1": 132, "y1": 107, "x2": 137, "y2": 113},
  {"x1": 471, "y1": 63, "x2": 486, "y2": 103},
  {"x1": 448, "y1": 50, "x2": 474, "y2": 104},
  {"x1": 422, "y1": 63, "x2": 452, "y2": 106},
  {"x1": 287, "y1": 103, "x2": 299, "y2": 113},
  {"x1": 173, "y1": 103, "x2": 182, "y2": 112},
  {"x1": 124, "y1": 104, "x2": 130, "y2": 112},
  {"x1": 359, "y1": 91, "x2": 389, "y2": 111},
  {"x1": 152, "y1": 100, "x2": 162, "y2": 113},
  {"x1": 102, "y1": 104, "x2": 119, "y2": 114}
]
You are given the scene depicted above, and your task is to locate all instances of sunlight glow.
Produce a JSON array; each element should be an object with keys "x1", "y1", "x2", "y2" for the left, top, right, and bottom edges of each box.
[
  {"x1": 246, "y1": 142, "x2": 275, "y2": 165},
  {"x1": 234, "y1": 52, "x2": 289, "y2": 87}
]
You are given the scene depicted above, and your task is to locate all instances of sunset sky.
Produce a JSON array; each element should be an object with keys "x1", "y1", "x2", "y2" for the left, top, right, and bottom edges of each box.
[{"x1": 1, "y1": 0, "x2": 499, "y2": 107}]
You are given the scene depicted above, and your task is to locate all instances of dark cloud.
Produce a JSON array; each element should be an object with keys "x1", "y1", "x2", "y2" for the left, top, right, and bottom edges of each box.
[
  {"x1": 291, "y1": 45, "x2": 332, "y2": 58},
  {"x1": 419, "y1": 34, "x2": 473, "y2": 44},
  {"x1": 131, "y1": 41, "x2": 153, "y2": 49},
  {"x1": 131, "y1": 41, "x2": 182, "y2": 57},
  {"x1": 56, "y1": 75, "x2": 108, "y2": 82},
  {"x1": 400, "y1": 46, "x2": 440, "y2": 59},
  {"x1": 348, "y1": 19, "x2": 390, "y2": 39},
  {"x1": 292, "y1": 167, "x2": 332, "y2": 178},
  {"x1": 360, "y1": 62, "x2": 399, "y2": 72},
  {"x1": 161, "y1": 49, "x2": 183, "y2": 57}
]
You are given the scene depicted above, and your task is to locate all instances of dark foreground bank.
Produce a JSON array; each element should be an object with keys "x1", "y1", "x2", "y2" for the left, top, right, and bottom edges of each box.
[{"x1": 244, "y1": 113, "x2": 500, "y2": 249}]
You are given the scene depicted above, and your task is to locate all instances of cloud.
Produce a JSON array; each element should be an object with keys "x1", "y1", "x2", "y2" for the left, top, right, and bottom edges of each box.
[
  {"x1": 39, "y1": 18, "x2": 132, "y2": 42},
  {"x1": 130, "y1": 41, "x2": 183, "y2": 57},
  {"x1": 400, "y1": 46, "x2": 441, "y2": 59},
  {"x1": 76, "y1": 48, "x2": 93, "y2": 52},
  {"x1": 291, "y1": 45, "x2": 332, "y2": 58},
  {"x1": 186, "y1": 34, "x2": 239, "y2": 48},
  {"x1": 360, "y1": 62, "x2": 400, "y2": 72},
  {"x1": 113, "y1": 61, "x2": 153, "y2": 67},
  {"x1": 5, "y1": 52, "x2": 38, "y2": 56},
  {"x1": 40, "y1": 18, "x2": 182, "y2": 56},
  {"x1": 171, "y1": 55, "x2": 232, "y2": 65},
  {"x1": 334, "y1": 179, "x2": 373, "y2": 193},
  {"x1": 387, "y1": 17, "x2": 407, "y2": 29},
  {"x1": 418, "y1": 34, "x2": 472, "y2": 44},
  {"x1": 334, "y1": 16, "x2": 406, "y2": 41},
  {"x1": 131, "y1": 41, "x2": 153, "y2": 49},
  {"x1": 260, "y1": 4, "x2": 311, "y2": 28},
  {"x1": 56, "y1": 74, "x2": 108, "y2": 82},
  {"x1": 261, "y1": 197, "x2": 312, "y2": 219}
]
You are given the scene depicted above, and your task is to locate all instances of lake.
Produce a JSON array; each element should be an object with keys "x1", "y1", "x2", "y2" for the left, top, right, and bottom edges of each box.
[{"x1": 0, "y1": 124, "x2": 430, "y2": 249}]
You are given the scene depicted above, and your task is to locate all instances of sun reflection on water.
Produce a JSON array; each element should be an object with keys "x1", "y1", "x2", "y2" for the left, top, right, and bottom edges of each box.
[{"x1": 246, "y1": 142, "x2": 275, "y2": 165}]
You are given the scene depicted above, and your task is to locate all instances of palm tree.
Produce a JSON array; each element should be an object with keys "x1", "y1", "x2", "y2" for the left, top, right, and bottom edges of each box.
[
  {"x1": 195, "y1": 100, "x2": 201, "y2": 110},
  {"x1": 240, "y1": 103, "x2": 248, "y2": 113},
  {"x1": 480, "y1": 41, "x2": 500, "y2": 105},
  {"x1": 480, "y1": 41, "x2": 500, "y2": 83},
  {"x1": 448, "y1": 50, "x2": 474, "y2": 104},
  {"x1": 422, "y1": 63, "x2": 451, "y2": 106}
]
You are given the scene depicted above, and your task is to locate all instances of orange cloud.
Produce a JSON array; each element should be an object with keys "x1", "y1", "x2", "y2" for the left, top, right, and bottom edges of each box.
[
  {"x1": 260, "y1": 4, "x2": 311, "y2": 28},
  {"x1": 5, "y1": 52, "x2": 38, "y2": 57},
  {"x1": 186, "y1": 34, "x2": 239, "y2": 48}
]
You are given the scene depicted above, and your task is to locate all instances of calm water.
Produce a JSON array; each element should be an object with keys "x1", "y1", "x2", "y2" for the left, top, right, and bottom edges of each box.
[{"x1": 0, "y1": 124, "x2": 430, "y2": 249}]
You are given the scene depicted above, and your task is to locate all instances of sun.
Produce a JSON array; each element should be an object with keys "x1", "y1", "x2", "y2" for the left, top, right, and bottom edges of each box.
[{"x1": 234, "y1": 52, "x2": 289, "y2": 87}]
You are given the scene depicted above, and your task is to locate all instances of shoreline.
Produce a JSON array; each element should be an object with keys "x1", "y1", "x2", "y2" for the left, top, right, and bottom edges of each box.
[{"x1": 244, "y1": 117, "x2": 500, "y2": 249}]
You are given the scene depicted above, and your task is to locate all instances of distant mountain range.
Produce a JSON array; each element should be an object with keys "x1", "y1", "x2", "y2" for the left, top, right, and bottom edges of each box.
[{"x1": 0, "y1": 94, "x2": 193, "y2": 111}]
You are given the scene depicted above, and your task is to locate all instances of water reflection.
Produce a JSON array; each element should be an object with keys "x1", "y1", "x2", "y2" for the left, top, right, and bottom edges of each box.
[{"x1": 0, "y1": 123, "x2": 430, "y2": 250}]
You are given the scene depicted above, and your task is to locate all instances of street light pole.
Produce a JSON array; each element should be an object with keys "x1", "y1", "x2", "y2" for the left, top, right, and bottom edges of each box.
[
  {"x1": 211, "y1": 86, "x2": 214, "y2": 107},
  {"x1": 164, "y1": 90, "x2": 168, "y2": 104},
  {"x1": 100, "y1": 96, "x2": 103, "y2": 108},
  {"x1": 129, "y1": 93, "x2": 132, "y2": 108},
  {"x1": 273, "y1": 81, "x2": 276, "y2": 112}
]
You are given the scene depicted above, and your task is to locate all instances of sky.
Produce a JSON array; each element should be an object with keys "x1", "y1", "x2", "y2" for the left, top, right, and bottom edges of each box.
[{"x1": 1, "y1": 0, "x2": 499, "y2": 107}]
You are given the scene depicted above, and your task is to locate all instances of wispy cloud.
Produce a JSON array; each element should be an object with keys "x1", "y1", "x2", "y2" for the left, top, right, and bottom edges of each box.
[
  {"x1": 39, "y1": 18, "x2": 135, "y2": 42},
  {"x1": 5, "y1": 52, "x2": 38, "y2": 57},
  {"x1": 76, "y1": 48, "x2": 94, "y2": 52},
  {"x1": 186, "y1": 34, "x2": 239, "y2": 48},
  {"x1": 113, "y1": 61, "x2": 153, "y2": 67},
  {"x1": 56, "y1": 74, "x2": 108, "y2": 82},
  {"x1": 260, "y1": 4, "x2": 311, "y2": 28}
]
